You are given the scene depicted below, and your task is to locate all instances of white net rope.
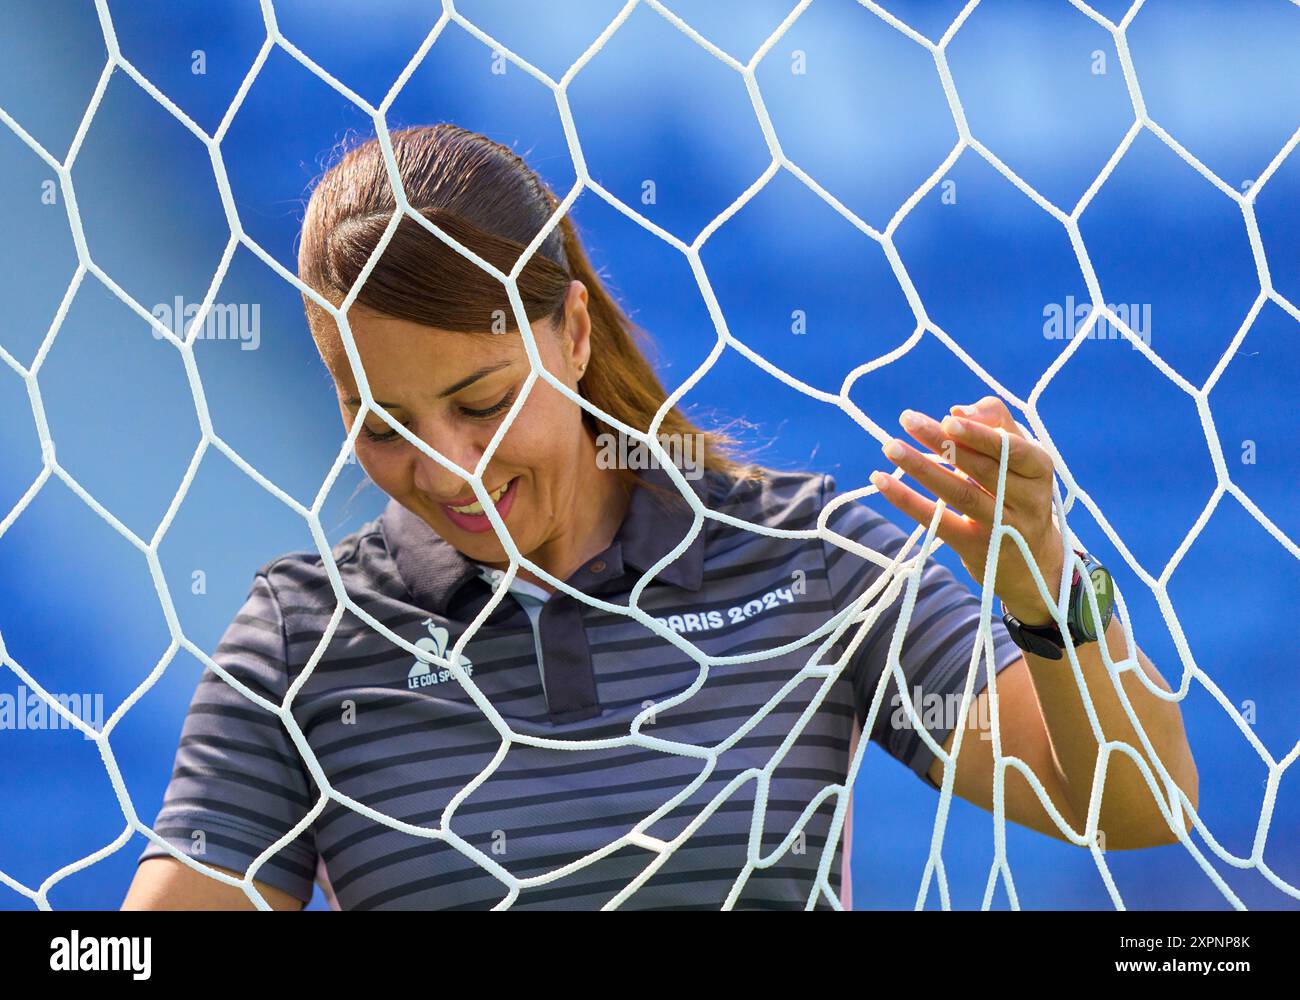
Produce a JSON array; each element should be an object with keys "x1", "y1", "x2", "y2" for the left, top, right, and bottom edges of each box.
[{"x1": 1, "y1": 0, "x2": 1297, "y2": 911}]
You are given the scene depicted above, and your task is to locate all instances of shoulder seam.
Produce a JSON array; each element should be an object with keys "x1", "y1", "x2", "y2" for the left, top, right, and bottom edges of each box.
[
  {"x1": 256, "y1": 517, "x2": 383, "y2": 580},
  {"x1": 251, "y1": 567, "x2": 320, "y2": 860},
  {"x1": 253, "y1": 570, "x2": 291, "y2": 697},
  {"x1": 816, "y1": 473, "x2": 836, "y2": 614}
]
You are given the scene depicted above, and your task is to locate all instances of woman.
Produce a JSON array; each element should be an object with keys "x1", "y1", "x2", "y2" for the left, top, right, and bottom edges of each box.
[{"x1": 124, "y1": 124, "x2": 1197, "y2": 910}]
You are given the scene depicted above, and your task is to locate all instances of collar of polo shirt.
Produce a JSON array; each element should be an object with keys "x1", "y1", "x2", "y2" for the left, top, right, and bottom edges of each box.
[{"x1": 380, "y1": 461, "x2": 713, "y2": 614}]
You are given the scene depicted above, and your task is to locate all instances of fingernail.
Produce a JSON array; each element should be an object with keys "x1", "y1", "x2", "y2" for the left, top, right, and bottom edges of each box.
[
  {"x1": 883, "y1": 439, "x2": 905, "y2": 461},
  {"x1": 899, "y1": 409, "x2": 921, "y2": 431}
]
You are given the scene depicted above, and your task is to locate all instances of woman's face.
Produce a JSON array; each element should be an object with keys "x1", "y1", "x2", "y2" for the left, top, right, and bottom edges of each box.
[{"x1": 313, "y1": 281, "x2": 596, "y2": 566}]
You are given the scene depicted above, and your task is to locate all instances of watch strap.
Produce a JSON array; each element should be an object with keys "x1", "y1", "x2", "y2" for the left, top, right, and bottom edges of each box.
[{"x1": 1001, "y1": 549, "x2": 1090, "y2": 660}]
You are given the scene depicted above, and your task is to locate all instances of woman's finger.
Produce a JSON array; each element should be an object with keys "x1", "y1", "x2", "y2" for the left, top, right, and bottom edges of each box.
[
  {"x1": 869, "y1": 469, "x2": 983, "y2": 557},
  {"x1": 939, "y1": 412, "x2": 1052, "y2": 481},
  {"x1": 881, "y1": 436, "x2": 997, "y2": 524},
  {"x1": 897, "y1": 410, "x2": 1033, "y2": 507},
  {"x1": 952, "y1": 395, "x2": 1019, "y2": 433}
]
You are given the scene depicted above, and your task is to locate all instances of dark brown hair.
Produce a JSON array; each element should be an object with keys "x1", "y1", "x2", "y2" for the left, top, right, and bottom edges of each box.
[{"x1": 296, "y1": 123, "x2": 763, "y2": 501}]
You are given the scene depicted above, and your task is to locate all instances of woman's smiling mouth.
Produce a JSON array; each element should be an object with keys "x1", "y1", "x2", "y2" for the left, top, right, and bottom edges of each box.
[{"x1": 439, "y1": 477, "x2": 520, "y2": 532}]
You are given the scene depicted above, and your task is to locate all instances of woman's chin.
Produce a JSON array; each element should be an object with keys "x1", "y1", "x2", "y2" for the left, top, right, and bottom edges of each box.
[{"x1": 455, "y1": 524, "x2": 530, "y2": 565}]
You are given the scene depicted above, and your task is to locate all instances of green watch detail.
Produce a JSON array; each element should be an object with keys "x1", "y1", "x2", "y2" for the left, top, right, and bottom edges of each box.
[
  {"x1": 1002, "y1": 549, "x2": 1115, "y2": 660},
  {"x1": 1076, "y1": 565, "x2": 1114, "y2": 641}
]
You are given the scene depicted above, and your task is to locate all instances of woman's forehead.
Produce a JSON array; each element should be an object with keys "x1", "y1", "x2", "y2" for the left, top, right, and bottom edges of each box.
[{"x1": 322, "y1": 323, "x2": 532, "y2": 397}]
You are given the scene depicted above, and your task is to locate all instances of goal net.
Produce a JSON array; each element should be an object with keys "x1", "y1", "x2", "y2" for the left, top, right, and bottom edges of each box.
[{"x1": 0, "y1": 0, "x2": 1295, "y2": 910}]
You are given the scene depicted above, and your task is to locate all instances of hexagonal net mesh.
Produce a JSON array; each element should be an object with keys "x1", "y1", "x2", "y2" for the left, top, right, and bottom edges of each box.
[{"x1": 1, "y1": 0, "x2": 1296, "y2": 910}]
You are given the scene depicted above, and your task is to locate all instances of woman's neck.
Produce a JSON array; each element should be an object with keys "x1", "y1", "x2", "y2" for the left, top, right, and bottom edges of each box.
[{"x1": 501, "y1": 430, "x2": 632, "y2": 595}]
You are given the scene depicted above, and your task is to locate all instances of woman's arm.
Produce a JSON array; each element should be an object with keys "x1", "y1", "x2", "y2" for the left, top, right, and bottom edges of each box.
[
  {"x1": 928, "y1": 637, "x2": 1198, "y2": 849},
  {"x1": 874, "y1": 395, "x2": 1198, "y2": 848},
  {"x1": 122, "y1": 857, "x2": 306, "y2": 911},
  {"x1": 131, "y1": 571, "x2": 319, "y2": 908}
]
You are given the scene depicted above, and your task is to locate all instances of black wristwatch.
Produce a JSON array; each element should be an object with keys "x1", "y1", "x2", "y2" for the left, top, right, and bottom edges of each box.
[{"x1": 1001, "y1": 549, "x2": 1115, "y2": 661}]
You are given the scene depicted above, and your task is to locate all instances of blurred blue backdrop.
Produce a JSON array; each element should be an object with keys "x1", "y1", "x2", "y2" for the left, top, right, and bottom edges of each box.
[{"x1": 0, "y1": 0, "x2": 1297, "y2": 910}]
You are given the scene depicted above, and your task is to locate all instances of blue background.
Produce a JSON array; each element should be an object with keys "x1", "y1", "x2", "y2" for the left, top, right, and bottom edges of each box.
[{"x1": 0, "y1": 0, "x2": 1297, "y2": 910}]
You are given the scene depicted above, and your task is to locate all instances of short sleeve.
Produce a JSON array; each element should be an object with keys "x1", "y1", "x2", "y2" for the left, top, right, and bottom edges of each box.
[
  {"x1": 137, "y1": 571, "x2": 319, "y2": 901},
  {"x1": 819, "y1": 475, "x2": 1024, "y2": 789}
]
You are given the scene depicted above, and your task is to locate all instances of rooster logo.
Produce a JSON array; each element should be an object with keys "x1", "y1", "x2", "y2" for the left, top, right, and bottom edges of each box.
[{"x1": 407, "y1": 618, "x2": 474, "y2": 688}]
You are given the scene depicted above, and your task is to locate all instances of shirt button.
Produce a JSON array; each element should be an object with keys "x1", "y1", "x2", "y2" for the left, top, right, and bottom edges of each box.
[{"x1": 589, "y1": 560, "x2": 607, "y2": 574}]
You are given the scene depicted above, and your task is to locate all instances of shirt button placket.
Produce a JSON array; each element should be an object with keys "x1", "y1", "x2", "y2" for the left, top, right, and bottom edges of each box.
[{"x1": 537, "y1": 595, "x2": 599, "y2": 723}]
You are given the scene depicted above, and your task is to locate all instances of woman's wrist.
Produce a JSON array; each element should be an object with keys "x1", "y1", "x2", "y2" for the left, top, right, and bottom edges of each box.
[
  {"x1": 1001, "y1": 597, "x2": 1056, "y2": 629},
  {"x1": 999, "y1": 545, "x2": 1067, "y2": 628}
]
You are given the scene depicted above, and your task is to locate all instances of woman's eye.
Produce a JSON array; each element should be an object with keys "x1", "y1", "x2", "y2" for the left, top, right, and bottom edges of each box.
[
  {"x1": 360, "y1": 422, "x2": 405, "y2": 444},
  {"x1": 460, "y1": 389, "x2": 516, "y2": 420},
  {"x1": 356, "y1": 389, "x2": 516, "y2": 442}
]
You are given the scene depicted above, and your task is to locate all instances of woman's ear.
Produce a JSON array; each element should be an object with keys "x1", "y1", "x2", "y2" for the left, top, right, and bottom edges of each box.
[{"x1": 563, "y1": 279, "x2": 592, "y2": 371}]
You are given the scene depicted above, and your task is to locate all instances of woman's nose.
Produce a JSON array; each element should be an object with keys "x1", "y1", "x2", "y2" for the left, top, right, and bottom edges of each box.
[{"x1": 410, "y1": 429, "x2": 484, "y2": 500}]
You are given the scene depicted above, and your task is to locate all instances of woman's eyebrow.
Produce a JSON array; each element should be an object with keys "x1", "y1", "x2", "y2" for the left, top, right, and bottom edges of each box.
[
  {"x1": 343, "y1": 360, "x2": 514, "y2": 409},
  {"x1": 435, "y1": 360, "x2": 515, "y2": 398}
]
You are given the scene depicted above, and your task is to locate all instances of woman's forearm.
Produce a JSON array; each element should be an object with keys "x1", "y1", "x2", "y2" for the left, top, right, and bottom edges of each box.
[{"x1": 1023, "y1": 614, "x2": 1199, "y2": 850}]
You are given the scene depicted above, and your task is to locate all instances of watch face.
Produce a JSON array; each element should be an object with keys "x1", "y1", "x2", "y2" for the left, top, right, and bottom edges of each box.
[{"x1": 1077, "y1": 565, "x2": 1114, "y2": 640}]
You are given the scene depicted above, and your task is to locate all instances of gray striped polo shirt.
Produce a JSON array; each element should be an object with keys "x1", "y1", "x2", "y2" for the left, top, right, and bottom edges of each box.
[{"x1": 138, "y1": 461, "x2": 1022, "y2": 909}]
